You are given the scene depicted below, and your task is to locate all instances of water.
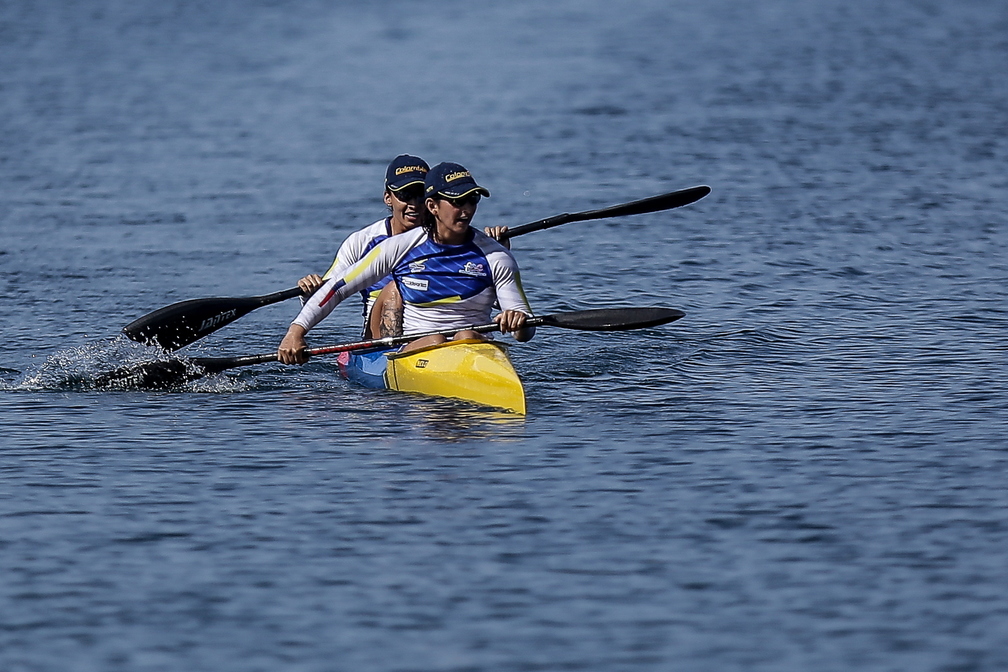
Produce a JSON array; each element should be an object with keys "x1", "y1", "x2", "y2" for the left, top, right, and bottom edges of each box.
[{"x1": 2, "y1": 0, "x2": 1007, "y2": 669}]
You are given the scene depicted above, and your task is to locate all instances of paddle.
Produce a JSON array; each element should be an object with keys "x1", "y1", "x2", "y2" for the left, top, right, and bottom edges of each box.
[
  {"x1": 122, "y1": 287, "x2": 305, "y2": 352},
  {"x1": 99, "y1": 307, "x2": 685, "y2": 389},
  {"x1": 122, "y1": 185, "x2": 710, "y2": 350},
  {"x1": 501, "y1": 184, "x2": 711, "y2": 238}
]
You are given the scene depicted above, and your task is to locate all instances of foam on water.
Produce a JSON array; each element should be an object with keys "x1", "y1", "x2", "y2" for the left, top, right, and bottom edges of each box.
[{"x1": 8, "y1": 336, "x2": 252, "y2": 393}]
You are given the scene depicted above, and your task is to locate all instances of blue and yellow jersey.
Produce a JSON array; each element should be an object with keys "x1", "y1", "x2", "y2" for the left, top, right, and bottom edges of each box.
[{"x1": 294, "y1": 227, "x2": 533, "y2": 336}]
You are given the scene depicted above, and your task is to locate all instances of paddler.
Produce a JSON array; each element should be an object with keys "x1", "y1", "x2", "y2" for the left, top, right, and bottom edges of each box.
[
  {"x1": 278, "y1": 161, "x2": 534, "y2": 364},
  {"x1": 298, "y1": 155, "x2": 512, "y2": 338}
]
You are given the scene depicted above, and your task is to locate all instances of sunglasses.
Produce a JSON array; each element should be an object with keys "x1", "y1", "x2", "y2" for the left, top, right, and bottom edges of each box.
[
  {"x1": 441, "y1": 193, "x2": 482, "y2": 208},
  {"x1": 390, "y1": 186, "x2": 425, "y2": 203}
]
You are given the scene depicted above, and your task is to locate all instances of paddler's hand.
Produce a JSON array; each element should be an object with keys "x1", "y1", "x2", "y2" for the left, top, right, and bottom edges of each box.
[
  {"x1": 495, "y1": 309, "x2": 527, "y2": 334},
  {"x1": 484, "y1": 226, "x2": 510, "y2": 249},
  {"x1": 298, "y1": 273, "x2": 325, "y2": 295},
  {"x1": 278, "y1": 324, "x2": 311, "y2": 365}
]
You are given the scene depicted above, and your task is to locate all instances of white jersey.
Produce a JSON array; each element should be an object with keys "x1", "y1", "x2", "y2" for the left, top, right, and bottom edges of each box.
[{"x1": 293, "y1": 227, "x2": 534, "y2": 337}]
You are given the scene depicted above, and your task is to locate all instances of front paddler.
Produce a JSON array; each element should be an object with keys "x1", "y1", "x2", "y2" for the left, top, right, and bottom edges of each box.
[{"x1": 277, "y1": 161, "x2": 535, "y2": 364}]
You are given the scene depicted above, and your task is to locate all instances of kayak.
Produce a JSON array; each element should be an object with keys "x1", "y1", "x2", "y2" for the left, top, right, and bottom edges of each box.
[{"x1": 336, "y1": 338, "x2": 526, "y2": 414}]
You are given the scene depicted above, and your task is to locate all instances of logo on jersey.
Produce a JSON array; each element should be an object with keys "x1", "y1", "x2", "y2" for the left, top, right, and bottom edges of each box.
[
  {"x1": 459, "y1": 262, "x2": 486, "y2": 277},
  {"x1": 402, "y1": 277, "x2": 429, "y2": 292},
  {"x1": 409, "y1": 261, "x2": 426, "y2": 273}
]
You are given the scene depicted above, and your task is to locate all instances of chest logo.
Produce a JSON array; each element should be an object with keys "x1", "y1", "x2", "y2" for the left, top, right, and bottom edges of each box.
[
  {"x1": 402, "y1": 277, "x2": 429, "y2": 291},
  {"x1": 409, "y1": 261, "x2": 426, "y2": 273},
  {"x1": 459, "y1": 262, "x2": 486, "y2": 277}
]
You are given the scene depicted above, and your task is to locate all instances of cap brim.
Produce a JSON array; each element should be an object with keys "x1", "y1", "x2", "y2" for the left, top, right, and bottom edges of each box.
[
  {"x1": 437, "y1": 185, "x2": 490, "y2": 199},
  {"x1": 388, "y1": 179, "x2": 426, "y2": 191}
]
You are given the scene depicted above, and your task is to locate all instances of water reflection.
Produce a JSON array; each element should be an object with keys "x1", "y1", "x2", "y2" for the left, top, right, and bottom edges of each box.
[
  {"x1": 253, "y1": 373, "x2": 529, "y2": 444},
  {"x1": 397, "y1": 401, "x2": 527, "y2": 444}
]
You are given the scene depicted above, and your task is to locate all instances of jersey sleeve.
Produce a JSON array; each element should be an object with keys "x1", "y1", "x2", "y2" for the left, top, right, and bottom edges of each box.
[
  {"x1": 323, "y1": 225, "x2": 375, "y2": 280},
  {"x1": 297, "y1": 223, "x2": 376, "y2": 307},
  {"x1": 487, "y1": 245, "x2": 536, "y2": 339},
  {"x1": 474, "y1": 232, "x2": 533, "y2": 314},
  {"x1": 490, "y1": 252, "x2": 533, "y2": 315}
]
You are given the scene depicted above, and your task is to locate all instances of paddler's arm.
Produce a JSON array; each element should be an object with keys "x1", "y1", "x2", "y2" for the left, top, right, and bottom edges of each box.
[
  {"x1": 279, "y1": 231, "x2": 417, "y2": 364},
  {"x1": 279, "y1": 274, "x2": 346, "y2": 364},
  {"x1": 495, "y1": 309, "x2": 534, "y2": 342},
  {"x1": 280, "y1": 274, "x2": 347, "y2": 365},
  {"x1": 485, "y1": 243, "x2": 534, "y2": 342},
  {"x1": 297, "y1": 226, "x2": 369, "y2": 304},
  {"x1": 278, "y1": 323, "x2": 310, "y2": 364}
]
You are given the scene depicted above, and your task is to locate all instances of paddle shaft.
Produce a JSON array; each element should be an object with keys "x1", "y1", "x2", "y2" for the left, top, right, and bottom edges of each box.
[
  {"x1": 194, "y1": 319, "x2": 523, "y2": 374},
  {"x1": 191, "y1": 307, "x2": 684, "y2": 374}
]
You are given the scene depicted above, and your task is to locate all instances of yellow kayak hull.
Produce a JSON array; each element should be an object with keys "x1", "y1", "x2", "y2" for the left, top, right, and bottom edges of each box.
[{"x1": 384, "y1": 339, "x2": 526, "y2": 414}]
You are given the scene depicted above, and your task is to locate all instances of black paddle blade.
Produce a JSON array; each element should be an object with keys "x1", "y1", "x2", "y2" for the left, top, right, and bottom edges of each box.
[
  {"x1": 91, "y1": 359, "x2": 205, "y2": 389},
  {"x1": 123, "y1": 297, "x2": 269, "y2": 350},
  {"x1": 585, "y1": 185, "x2": 711, "y2": 220},
  {"x1": 538, "y1": 308, "x2": 685, "y2": 331},
  {"x1": 122, "y1": 287, "x2": 304, "y2": 351},
  {"x1": 504, "y1": 185, "x2": 711, "y2": 238},
  {"x1": 91, "y1": 352, "x2": 276, "y2": 389}
]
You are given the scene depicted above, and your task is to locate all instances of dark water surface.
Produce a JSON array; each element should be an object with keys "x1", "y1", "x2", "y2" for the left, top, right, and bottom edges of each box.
[{"x1": 2, "y1": 1, "x2": 1007, "y2": 670}]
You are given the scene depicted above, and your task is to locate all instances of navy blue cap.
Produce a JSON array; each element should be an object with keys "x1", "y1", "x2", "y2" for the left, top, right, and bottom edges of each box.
[
  {"x1": 424, "y1": 162, "x2": 491, "y2": 200},
  {"x1": 385, "y1": 155, "x2": 430, "y2": 192}
]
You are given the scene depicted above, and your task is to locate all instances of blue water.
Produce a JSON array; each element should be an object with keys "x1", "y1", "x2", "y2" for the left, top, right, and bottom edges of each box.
[{"x1": 3, "y1": 1, "x2": 1008, "y2": 670}]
